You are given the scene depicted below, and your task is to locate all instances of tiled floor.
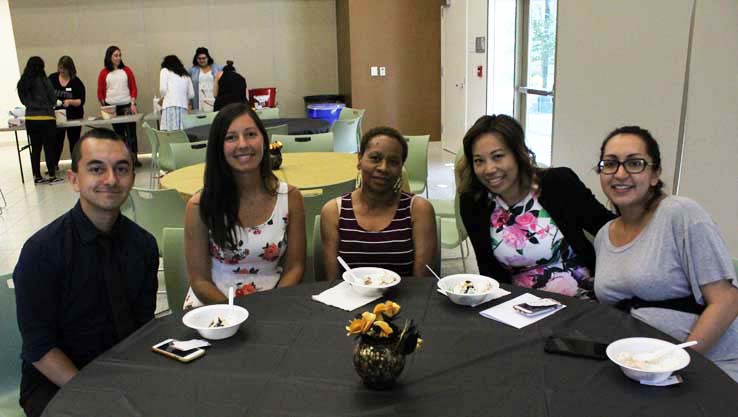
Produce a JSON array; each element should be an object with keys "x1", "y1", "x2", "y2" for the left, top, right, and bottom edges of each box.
[{"x1": 0, "y1": 138, "x2": 476, "y2": 311}]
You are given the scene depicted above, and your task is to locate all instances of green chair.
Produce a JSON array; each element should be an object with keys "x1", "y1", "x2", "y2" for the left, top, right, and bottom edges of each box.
[
  {"x1": 404, "y1": 135, "x2": 430, "y2": 197},
  {"x1": 272, "y1": 132, "x2": 334, "y2": 153},
  {"x1": 256, "y1": 107, "x2": 280, "y2": 120},
  {"x1": 440, "y1": 192, "x2": 469, "y2": 271},
  {"x1": 170, "y1": 141, "x2": 208, "y2": 170},
  {"x1": 312, "y1": 214, "x2": 325, "y2": 282},
  {"x1": 142, "y1": 122, "x2": 160, "y2": 188},
  {"x1": 155, "y1": 129, "x2": 190, "y2": 172},
  {"x1": 182, "y1": 112, "x2": 218, "y2": 129},
  {"x1": 163, "y1": 228, "x2": 189, "y2": 311},
  {"x1": 339, "y1": 107, "x2": 365, "y2": 139},
  {"x1": 331, "y1": 116, "x2": 361, "y2": 153},
  {"x1": 302, "y1": 179, "x2": 355, "y2": 278},
  {"x1": 0, "y1": 274, "x2": 24, "y2": 417},
  {"x1": 430, "y1": 149, "x2": 465, "y2": 218},
  {"x1": 435, "y1": 216, "x2": 442, "y2": 273},
  {"x1": 121, "y1": 195, "x2": 135, "y2": 221},
  {"x1": 265, "y1": 123, "x2": 288, "y2": 141},
  {"x1": 129, "y1": 188, "x2": 187, "y2": 253}
]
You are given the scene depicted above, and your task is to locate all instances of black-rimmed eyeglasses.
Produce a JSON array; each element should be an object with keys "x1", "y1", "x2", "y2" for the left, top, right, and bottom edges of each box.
[{"x1": 597, "y1": 158, "x2": 655, "y2": 174}]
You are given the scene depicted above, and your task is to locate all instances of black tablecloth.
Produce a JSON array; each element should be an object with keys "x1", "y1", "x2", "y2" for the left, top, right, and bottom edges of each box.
[
  {"x1": 43, "y1": 280, "x2": 738, "y2": 417},
  {"x1": 186, "y1": 118, "x2": 331, "y2": 142}
]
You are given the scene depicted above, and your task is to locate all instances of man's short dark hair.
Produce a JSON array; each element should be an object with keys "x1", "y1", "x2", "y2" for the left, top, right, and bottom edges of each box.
[{"x1": 71, "y1": 128, "x2": 132, "y2": 172}]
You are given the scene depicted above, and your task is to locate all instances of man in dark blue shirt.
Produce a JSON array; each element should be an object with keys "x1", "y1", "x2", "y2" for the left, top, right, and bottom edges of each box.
[{"x1": 13, "y1": 128, "x2": 159, "y2": 417}]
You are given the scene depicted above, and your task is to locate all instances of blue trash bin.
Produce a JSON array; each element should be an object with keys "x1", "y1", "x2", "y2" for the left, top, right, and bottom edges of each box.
[{"x1": 306, "y1": 103, "x2": 345, "y2": 125}]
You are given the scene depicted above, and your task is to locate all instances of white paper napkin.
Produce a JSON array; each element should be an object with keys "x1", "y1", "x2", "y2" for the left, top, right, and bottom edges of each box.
[
  {"x1": 479, "y1": 293, "x2": 565, "y2": 329},
  {"x1": 436, "y1": 287, "x2": 511, "y2": 307},
  {"x1": 312, "y1": 281, "x2": 382, "y2": 311}
]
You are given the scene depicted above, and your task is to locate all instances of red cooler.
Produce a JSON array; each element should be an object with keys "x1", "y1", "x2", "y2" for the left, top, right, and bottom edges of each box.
[{"x1": 248, "y1": 87, "x2": 277, "y2": 108}]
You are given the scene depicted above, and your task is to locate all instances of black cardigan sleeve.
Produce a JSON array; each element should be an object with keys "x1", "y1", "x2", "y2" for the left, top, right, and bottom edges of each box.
[{"x1": 459, "y1": 191, "x2": 512, "y2": 283}]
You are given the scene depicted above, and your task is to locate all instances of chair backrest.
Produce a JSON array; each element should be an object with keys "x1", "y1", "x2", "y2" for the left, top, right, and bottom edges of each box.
[
  {"x1": 155, "y1": 129, "x2": 190, "y2": 172},
  {"x1": 339, "y1": 107, "x2": 365, "y2": 121},
  {"x1": 121, "y1": 195, "x2": 135, "y2": 222},
  {"x1": 302, "y1": 179, "x2": 356, "y2": 268},
  {"x1": 312, "y1": 214, "x2": 325, "y2": 281},
  {"x1": 256, "y1": 107, "x2": 280, "y2": 120},
  {"x1": 182, "y1": 112, "x2": 218, "y2": 129},
  {"x1": 163, "y1": 228, "x2": 188, "y2": 311},
  {"x1": 404, "y1": 135, "x2": 430, "y2": 194},
  {"x1": 129, "y1": 188, "x2": 187, "y2": 252},
  {"x1": 142, "y1": 122, "x2": 159, "y2": 158},
  {"x1": 435, "y1": 216, "x2": 442, "y2": 273},
  {"x1": 330, "y1": 117, "x2": 360, "y2": 153},
  {"x1": 452, "y1": 149, "x2": 468, "y2": 242},
  {"x1": 339, "y1": 107, "x2": 365, "y2": 142},
  {"x1": 170, "y1": 141, "x2": 208, "y2": 170},
  {"x1": 0, "y1": 274, "x2": 22, "y2": 398},
  {"x1": 272, "y1": 132, "x2": 334, "y2": 153},
  {"x1": 265, "y1": 123, "x2": 288, "y2": 141}
]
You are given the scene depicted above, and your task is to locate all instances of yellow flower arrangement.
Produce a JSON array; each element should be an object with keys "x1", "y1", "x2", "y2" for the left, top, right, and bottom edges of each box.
[{"x1": 345, "y1": 300, "x2": 422, "y2": 354}]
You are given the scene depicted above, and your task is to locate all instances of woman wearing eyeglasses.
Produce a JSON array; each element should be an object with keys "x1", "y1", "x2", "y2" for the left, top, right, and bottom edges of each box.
[
  {"x1": 457, "y1": 115, "x2": 614, "y2": 299},
  {"x1": 593, "y1": 126, "x2": 738, "y2": 381}
]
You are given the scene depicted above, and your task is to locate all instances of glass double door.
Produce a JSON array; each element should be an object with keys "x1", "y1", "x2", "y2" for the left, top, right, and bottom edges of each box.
[{"x1": 487, "y1": 0, "x2": 557, "y2": 166}]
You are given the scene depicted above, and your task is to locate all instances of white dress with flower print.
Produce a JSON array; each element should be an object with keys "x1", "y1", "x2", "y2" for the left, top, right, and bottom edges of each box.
[
  {"x1": 490, "y1": 192, "x2": 593, "y2": 299},
  {"x1": 183, "y1": 182, "x2": 289, "y2": 309}
]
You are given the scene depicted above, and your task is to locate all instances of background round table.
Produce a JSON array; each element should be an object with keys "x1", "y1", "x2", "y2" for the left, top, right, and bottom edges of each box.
[
  {"x1": 42, "y1": 279, "x2": 738, "y2": 417},
  {"x1": 159, "y1": 152, "x2": 359, "y2": 199},
  {"x1": 185, "y1": 118, "x2": 331, "y2": 142}
]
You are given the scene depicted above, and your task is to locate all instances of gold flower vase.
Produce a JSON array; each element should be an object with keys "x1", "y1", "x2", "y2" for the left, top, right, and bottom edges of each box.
[
  {"x1": 269, "y1": 150, "x2": 283, "y2": 170},
  {"x1": 352, "y1": 336, "x2": 406, "y2": 390}
]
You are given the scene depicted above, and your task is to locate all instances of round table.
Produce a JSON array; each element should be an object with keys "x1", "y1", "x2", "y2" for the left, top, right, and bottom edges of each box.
[
  {"x1": 160, "y1": 152, "x2": 359, "y2": 200},
  {"x1": 42, "y1": 279, "x2": 738, "y2": 417},
  {"x1": 185, "y1": 118, "x2": 331, "y2": 142}
]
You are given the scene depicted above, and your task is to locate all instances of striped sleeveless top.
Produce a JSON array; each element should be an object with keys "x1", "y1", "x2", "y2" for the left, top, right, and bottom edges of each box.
[{"x1": 338, "y1": 192, "x2": 415, "y2": 277}]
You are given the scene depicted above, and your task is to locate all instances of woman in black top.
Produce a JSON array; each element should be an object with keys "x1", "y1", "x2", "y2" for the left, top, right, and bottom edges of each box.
[
  {"x1": 457, "y1": 115, "x2": 615, "y2": 299},
  {"x1": 213, "y1": 60, "x2": 247, "y2": 111},
  {"x1": 17, "y1": 56, "x2": 61, "y2": 184},
  {"x1": 49, "y1": 56, "x2": 86, "y2": 171}
]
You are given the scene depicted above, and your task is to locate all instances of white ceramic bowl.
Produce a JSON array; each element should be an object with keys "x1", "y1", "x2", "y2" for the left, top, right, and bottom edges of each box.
[
  {"x1": 438, "y1": 274, "x2": 499, "y2": 306},
  {"x1": 606, "y1": 337, "x2": 691, "y2": 383},
  {"x1": 342, "y1": 267, "x2": 401, "y2": 297},
  {"x1": 182, "y1": 304, "x2": 249, "y2": 340}
]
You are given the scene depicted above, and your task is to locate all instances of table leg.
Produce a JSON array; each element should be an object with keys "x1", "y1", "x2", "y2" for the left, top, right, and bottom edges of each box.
[{"x1": 15, "y1": 130, "x2": 24, "y2": 184}]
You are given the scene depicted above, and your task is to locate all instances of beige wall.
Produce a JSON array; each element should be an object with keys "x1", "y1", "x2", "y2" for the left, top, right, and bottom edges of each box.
[
  {"x1": 10, "y1": 0, "x2": 338, "y2": 152},
  {"x1": 553, "y1": 0, "x2": 738, "y2": 254},
  {"x1": 677, "y1": 0, "x2": 738, "y2": 254},
  {"x1": 338, "y1": 0, "x2": 441, "y2": 139}
]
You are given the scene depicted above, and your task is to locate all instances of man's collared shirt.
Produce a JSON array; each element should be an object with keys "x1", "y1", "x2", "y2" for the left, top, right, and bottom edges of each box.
[{"x1": 13, "y1": 201, "x2": 159, "y2": 403}]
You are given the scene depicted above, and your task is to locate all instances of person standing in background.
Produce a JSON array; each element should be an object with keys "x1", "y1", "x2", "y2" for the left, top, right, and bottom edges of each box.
[
  {"x1": 17, "y1": 56, "x2": 63, "y2": 184},
  {"x1": 213, "y1": 60, "x2": 247, "y2": 111},
  {"x1": 97, "y1": 45, "x2": 141, "y2": 166},
  {"x1": 159, "y1": 55, "x2": 194, "y2": 131},
  {"x1": 49, "y1": 56, "x2": 85, "y2": 171},
  {"x1": 189, "y1": 47, "x2": 222, "y2": 112}
]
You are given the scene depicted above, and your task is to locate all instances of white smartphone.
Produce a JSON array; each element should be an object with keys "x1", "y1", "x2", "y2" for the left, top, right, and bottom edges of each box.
[
  {"x1": 513, "y1": 298, "x2": 563, "y2": 316},
  {"x1": 152, "y1": 339, "x2": 205, "y2": 363}
]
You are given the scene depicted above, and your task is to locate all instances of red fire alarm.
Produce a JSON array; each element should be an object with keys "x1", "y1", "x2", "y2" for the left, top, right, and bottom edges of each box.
[{"x1": 477, "y1": 65, "x2": 483, "y2": 78}]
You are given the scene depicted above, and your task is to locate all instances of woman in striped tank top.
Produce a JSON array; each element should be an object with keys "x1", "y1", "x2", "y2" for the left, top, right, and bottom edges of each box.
[{"x1": 320, "y1": 126, "x2": 437, "y2": 280}]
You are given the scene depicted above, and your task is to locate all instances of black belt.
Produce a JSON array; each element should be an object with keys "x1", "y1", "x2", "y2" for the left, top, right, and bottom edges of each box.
[{"x1": 615, "y1": 296, "x2": 705, "y2": 315}]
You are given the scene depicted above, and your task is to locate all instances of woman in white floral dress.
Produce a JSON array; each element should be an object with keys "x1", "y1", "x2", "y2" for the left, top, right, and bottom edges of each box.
[{"x1": 183, "y1": 103, "x2": 305, "y2": 309}]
